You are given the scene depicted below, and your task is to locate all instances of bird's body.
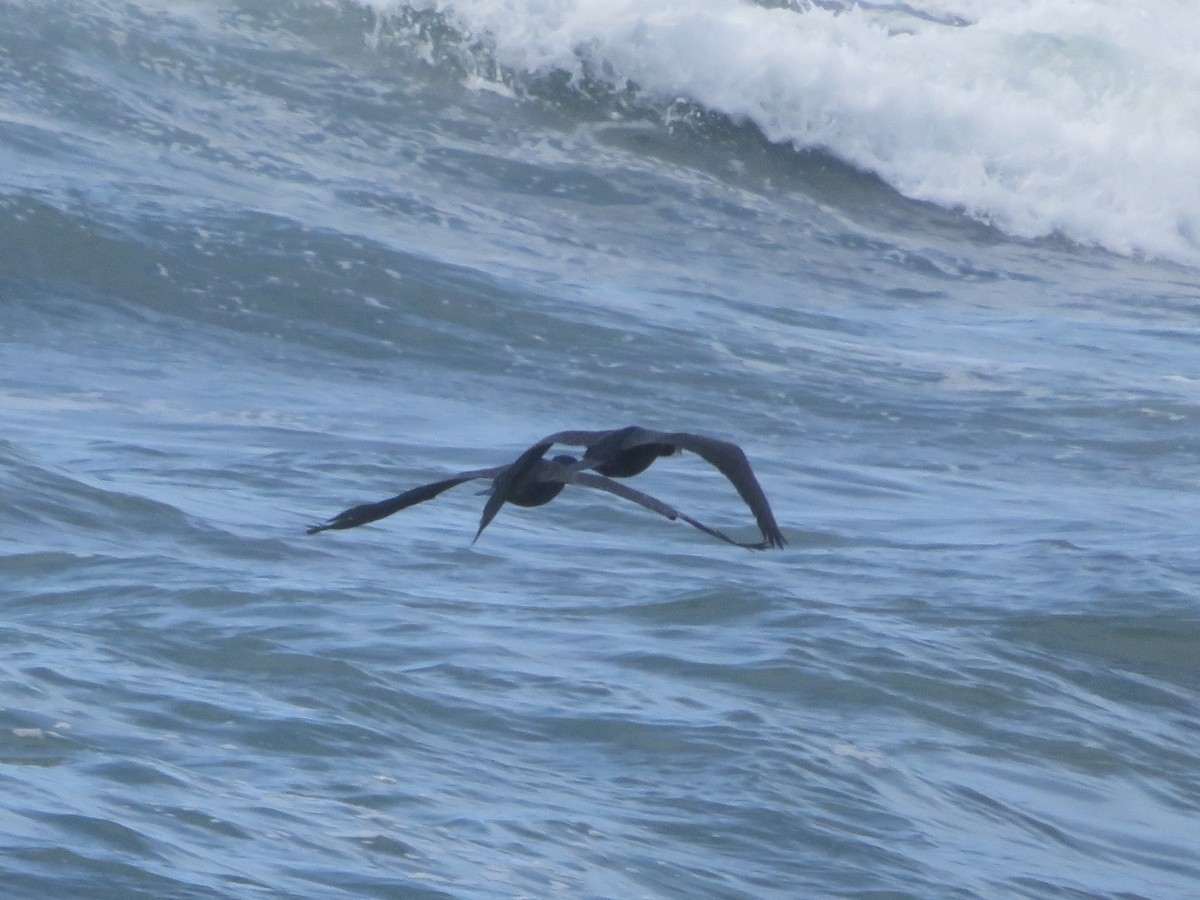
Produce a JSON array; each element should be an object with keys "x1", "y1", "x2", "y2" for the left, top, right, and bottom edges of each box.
[
  {"x1": 507, "y1": 480, "x2": 566, "y2": 507},
  {"x1": 586, "y1": 440, "x2": 675, "y2": 478}
]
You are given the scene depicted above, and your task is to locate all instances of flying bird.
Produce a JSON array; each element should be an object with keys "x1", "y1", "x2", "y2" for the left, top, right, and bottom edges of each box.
[
  {"x1": 306, "y1": 438, "x2": 775, "y2": 549},
  {"x1": 529, "y1": 426, "x2": 786, "y2": 549}
]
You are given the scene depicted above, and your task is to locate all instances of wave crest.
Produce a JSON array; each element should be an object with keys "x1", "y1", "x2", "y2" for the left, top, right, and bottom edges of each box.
[{"x1": 369, "y1": 0, "x2": 1200, "y2": 267}]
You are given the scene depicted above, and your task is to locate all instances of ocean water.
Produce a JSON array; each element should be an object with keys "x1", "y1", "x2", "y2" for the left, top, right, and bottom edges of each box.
[{"x1": 2, "y1": 0, "x2": 1199, "y2": 897}]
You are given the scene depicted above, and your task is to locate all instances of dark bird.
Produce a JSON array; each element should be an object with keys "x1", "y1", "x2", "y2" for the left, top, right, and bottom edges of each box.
[
  {"x1": 306, "y1": 439, "x2": 772, "y2": 549},
  {"x1": 529, "y1": 426, "x2": 786, "y2": 548}
]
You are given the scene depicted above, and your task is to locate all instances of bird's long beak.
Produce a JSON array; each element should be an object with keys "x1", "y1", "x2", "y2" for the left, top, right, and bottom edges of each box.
[{"x1": 472, "y1": 495, "x2": 505, "y2": 544}]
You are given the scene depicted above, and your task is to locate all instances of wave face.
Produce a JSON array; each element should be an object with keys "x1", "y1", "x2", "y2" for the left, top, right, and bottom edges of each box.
[
  {"x1": 382, "y1": 0, "x2": 1200, "y2": 266},
  {"x1": 2, "y1": 1, "x2": 1199, "y2": 899}
]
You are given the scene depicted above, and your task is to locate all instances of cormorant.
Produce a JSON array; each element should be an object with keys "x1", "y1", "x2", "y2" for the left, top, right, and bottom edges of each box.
[
  {"x1": 527, "y1": 426, "x2": 786, "y2": 548},
  {"x1": 306, "y1": 438, "x2": 774, "y2": 549}
]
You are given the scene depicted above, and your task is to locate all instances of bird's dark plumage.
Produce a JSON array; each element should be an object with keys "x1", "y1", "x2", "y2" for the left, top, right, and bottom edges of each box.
[
  {"x1": 472, "y1": 440, "x2": 558, "y2": 543},
  {"x1": 306, "y1": 430, "x2": 779, "y2": 549},
  {"x1": 534, "y1": 426, "x2": 786, "y2": 548}
]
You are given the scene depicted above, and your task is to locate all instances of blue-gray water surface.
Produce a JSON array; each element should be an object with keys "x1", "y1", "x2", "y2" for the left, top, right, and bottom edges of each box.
[{"x1": 2, "y1": 2, "x2": 1198, "y2": 898}]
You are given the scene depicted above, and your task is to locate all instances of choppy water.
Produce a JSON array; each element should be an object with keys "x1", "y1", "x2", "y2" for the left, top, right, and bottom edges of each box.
[{"x1": 3, "y1": 1, "x2": 1199, "y2": 898}]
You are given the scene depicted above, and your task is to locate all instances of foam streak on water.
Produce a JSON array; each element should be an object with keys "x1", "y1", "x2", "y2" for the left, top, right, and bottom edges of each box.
[{"x1": 1, "y1": 1, "x2": 1199, "y2": 898}]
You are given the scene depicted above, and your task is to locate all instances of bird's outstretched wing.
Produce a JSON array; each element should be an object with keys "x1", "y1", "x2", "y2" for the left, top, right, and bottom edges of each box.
[
  {"x1": 538, "y1": 428, "x2": 626, "y2": 449},
  {"x1": 570, "y1": 471, "x2": 768, "y2": 550},
  {"x1": 306, "y1": 465, "x2": 504, "y2": 535},
  {"x1": 656, "y1": 431, "x2": 785, "y2": 549}
]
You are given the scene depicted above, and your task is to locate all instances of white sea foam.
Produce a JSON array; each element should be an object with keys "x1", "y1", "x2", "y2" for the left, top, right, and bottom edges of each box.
[{"x1": 375, "y1": 0, "x2": 1200, "y2": 267}]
